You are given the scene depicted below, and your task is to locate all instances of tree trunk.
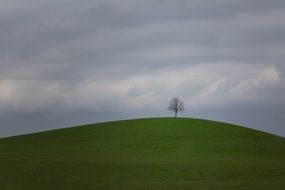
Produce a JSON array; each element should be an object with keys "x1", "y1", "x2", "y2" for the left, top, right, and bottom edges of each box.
[{"x1": 175, "y1": 111, "x2": 177, "y2": 118}]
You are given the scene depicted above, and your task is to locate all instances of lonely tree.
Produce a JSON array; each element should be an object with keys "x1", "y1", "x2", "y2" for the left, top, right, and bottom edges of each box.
[{"x1": 168, "y1": 97, "x2": 184, "y2": 118}]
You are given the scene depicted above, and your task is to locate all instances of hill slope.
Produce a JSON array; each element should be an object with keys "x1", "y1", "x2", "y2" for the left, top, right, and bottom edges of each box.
[{"x1": 0, "y1": 118, "x2": 285, "y2": 190}]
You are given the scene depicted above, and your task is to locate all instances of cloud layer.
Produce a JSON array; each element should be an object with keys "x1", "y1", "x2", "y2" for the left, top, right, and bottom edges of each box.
[{"x1": 1, "y1": 0, "x2": 285, "y2": 137}]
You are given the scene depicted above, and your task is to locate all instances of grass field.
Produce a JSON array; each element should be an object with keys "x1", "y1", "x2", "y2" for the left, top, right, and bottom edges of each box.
[{"x1": 0, "y1": 118, "x2": 285, "y2": 190}]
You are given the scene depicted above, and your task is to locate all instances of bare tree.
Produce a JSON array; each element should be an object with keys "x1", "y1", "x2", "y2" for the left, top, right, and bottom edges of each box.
[{"x1": 168, "y1": 97, "x2": 184, "y2": 118}]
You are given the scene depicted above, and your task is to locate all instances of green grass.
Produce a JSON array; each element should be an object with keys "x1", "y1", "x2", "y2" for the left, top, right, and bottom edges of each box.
[{"x1": 0, "y1": 117, "x2": 285, "y2": 190}]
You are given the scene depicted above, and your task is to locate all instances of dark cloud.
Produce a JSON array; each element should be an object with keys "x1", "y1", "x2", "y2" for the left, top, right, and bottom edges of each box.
[{"x1": 0, "y1": 0, "x2": 285, "y2": 137}]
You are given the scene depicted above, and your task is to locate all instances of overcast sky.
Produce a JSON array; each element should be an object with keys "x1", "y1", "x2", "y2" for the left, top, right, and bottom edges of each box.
[{"x1": 1, "y1": 0, "x2": 285, "y2": 137}]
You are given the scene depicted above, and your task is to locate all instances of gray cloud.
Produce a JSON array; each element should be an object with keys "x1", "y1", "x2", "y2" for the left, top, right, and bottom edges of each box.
[{"x1": 0, "y1": 0, "x2": 285, "y2": 137}]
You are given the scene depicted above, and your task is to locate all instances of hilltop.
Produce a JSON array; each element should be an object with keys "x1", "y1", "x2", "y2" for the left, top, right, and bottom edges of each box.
[{"x1": 0, "y1": 118, "x2": 284, "y2": 189}]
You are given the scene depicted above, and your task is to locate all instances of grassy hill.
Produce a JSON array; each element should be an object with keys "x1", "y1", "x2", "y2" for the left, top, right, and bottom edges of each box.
[{"x1": 0, "y1": 118, "x2": 285, "y2": 190}]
